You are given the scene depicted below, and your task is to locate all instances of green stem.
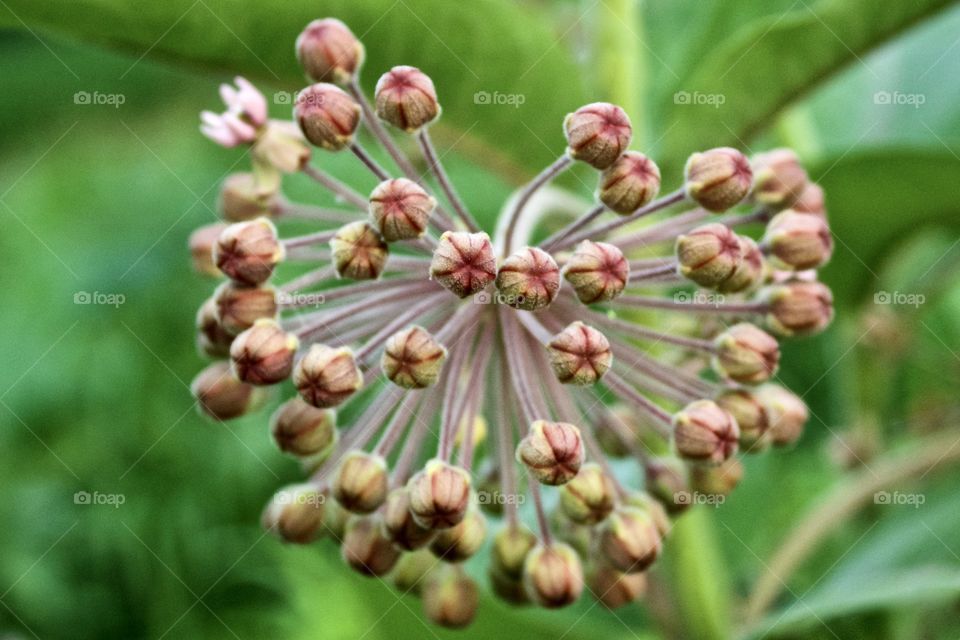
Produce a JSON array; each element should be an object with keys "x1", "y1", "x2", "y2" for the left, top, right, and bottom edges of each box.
[{"x1": 596, "y1": 0, "x2": 645, "y2": 147}]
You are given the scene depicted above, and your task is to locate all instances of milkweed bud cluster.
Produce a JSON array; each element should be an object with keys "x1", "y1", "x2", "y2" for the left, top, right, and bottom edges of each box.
[{"x1": 187, "y1": 16, "x2": 832, "y2": 628}]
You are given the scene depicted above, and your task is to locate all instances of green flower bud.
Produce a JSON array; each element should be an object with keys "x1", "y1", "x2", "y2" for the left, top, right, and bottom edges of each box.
[
  {"x1": 559, "y1": 462, "x2": 616, "y2": 524},
  {"x1": 598, "y1": 507, "x2": 662, "y2": 573},
  {"x1": 369, "y1": 178, "x2": 436, "y2": 241},
  {"x1": 213, "y1": 281, "x2": 278, "y2": 335},
  {"x1": 374, "y1": 66, "x2": 441, "y2": 132},
  {"x1": 716, "y1": 389, "x2": 770, "y2": 451},
  {"x1": 230, "y1": 318, "x2": 298, "y2": 385},
  {"x1": 333, "y1": 451, "x2": 389, "y2": 514},
  {"x1": 764, "y1": 210, "x2": 833, "y2": 270},
  {"x1": 712, "y1": 323, "x2": 780, "y2": 385},
  {"x1": 516, "y1": 420, "x2": 584, "y2": 486},
  {"x1": 429, "y1": 508, "x2": 487, "y2": 562},
  {"x1": 190, "y1": 361, "x2": 265, "y2": 421},
  {"x1": 676, "y1": 223, "x2": 742, "y2": 289},
  {"x1": 762, "y1": 281, "x2": 834, "y2": 337},
  {"x1": 341, "y1": 515, "x2": 401, "y2": 577},
  {"x1": 684, "y1": 147, "x2": 753, "y2": 212},
  {"x1": 563, "y1": 240, "x2": 629, "y2": 304},
  {"x1": 270, "y1": 396, "x2": 337, "y2": 458},
  {"x1": 496, "y1": 247, "x2": 561, "y2": 311},
  {"x1": 430, "y1": 231, "x2": 497, "y2": 299},
  {"x1": 293, "y1": 344, "x2": 363, "y2": 408},
  {"x1": 756, "y1": 384, "x2": 808, "y2": 446},
  {"x1": 381, "y1": 325, "x2": 447, "y2": 389},
  {"x1": 672, "y1": 400, "x2": 740, "y2": 465},
  {"x1": 261, "y1": 483, "x2": 326, "y2": 544},
  {"x1": 330, "y1": 221, "x2": 389, "y2": 280},
  {"x1": 296, "y1": 18, "x2": 365, "y2": 83},
  {"x1": 392, "y1": 549, "x2": 434, "y2": 595},
  {"x1": 589, "y1": 563, "x2": 647, "y2": 609},
  {"x1": 564, "y1": 103, "x2": 632, "y2": 170},
  {"x1": 382, "y1": 488, "x2": 436, "y2": 551},
  {"x1": 547, "y1": 321, "x2": 612, "y2": 386},
  {"x1": 406, "y1": 459, "x2": 472, "y2": 529},
  {"x1": 492, "y1": 525, "x2": 538, "y2": 580},
  {"x1": 295, "y1": 83, "x2": 361, "y2": 150},
  {"x1": 422, "y1": 565, "x2": 479, "y2": 629},
  {"x1": 523, "y1": 543, "x2": 584, "y2": 608},
  {"x1": 598, "y1": 151, "x2": 661, "y2": 214}
]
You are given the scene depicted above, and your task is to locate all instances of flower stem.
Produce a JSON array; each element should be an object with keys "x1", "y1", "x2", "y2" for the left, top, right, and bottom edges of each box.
[
  {"x1": 417, "y1": 129, "x2": 480, "y2": 232},
  {"x1": 502, "y1": 155, "x2": 573, "y2": 256},
  {"x1": 301, "y1": 164, "x2": 368, "y2": 210},
  {"x1": 555, "y1": 188, "x2": 686, "y2": 251},
  {"x1": 350, "y1": 142, "x2": 390, "y2": 181}
]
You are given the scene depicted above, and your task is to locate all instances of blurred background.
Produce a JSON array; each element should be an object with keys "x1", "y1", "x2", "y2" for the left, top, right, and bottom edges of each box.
[{"x1": 1, "y1": 1, "x2": 959, "y2": 638}]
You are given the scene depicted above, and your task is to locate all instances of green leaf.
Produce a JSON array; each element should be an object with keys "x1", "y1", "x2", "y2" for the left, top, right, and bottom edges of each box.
[{"x1": 0, "y1": 0, "x2": 588, "y2": 174}]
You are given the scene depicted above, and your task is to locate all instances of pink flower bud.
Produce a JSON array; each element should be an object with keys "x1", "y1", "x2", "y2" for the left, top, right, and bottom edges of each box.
[
  {"x1": 563, "y1": 240, "x2": 629, "y2": 303},
  {"x1": 672, "y1": 399, "x2": 740, "y2": 465},
  {"x1": 589, "y1": 564, "x2": 647, "y2": 609},
  {"x1": 547, "y1": 321, "x2": 612, "y2": 386},
  {"x1": 270, "y1": 397, "x2": 337, "y2": 458},
  {"x1": 219, "y1": 172, "x2": 277, "y2": 221},
  {"x1": 764, "y1": 210, "x2": 833, "y2": 270},
  {"x1": 751, "y1": 148, "x2": 809, "y2": 210},
  {"x1": 213, "y1": 282, "x2": 278, "y2": 335},
  {"x1": 516, "y1": 420, "x2": 584, "y2": 485},
  {"x1": 564, "y1": 103, "x2": 632, "y2": 170},
  {"x1": 717, "y1": 235, "x2": 765, "y2": 293},
  {"x1": 330, "y1": 221, "x2": 389, "y2": 280},
  {"x1": 684, "y1": 147, "x2": 753, "y2": 212},
  {"x1": 215, "y1": 218, "x2": 284, "y2": 285},
  {"x1": 712, "y1": 323, "x2": 780, "y2": 384},
  {"x1": 598, "y1": 507, "x2": 662, "y2": 573},
  {"x1": 341, "y1": 515, "x2": 401, "y2": 576},
  {"x1": 792, "y1": 182, "x2": 827, "y2": 218},
  {"x1": 523, "y1": 543, "x2": 584, "y2": 608},
  {"x1": 381, "y1": 325, "x2": 447, "y2": 389},
  {"x1": 333, "y1": 451, "x2": 389, "y2": 514},
  {"x1": 430, "y1": 231, "x2": 497, "y2": 298},
  {"x1": 559, "y1": 462, "x2": 616, "y2": 524},
  {"x1": 598, "y1": 151, "x2": 661, "y2": 214},
  {"x1": 762, "y1": 281, "x2": 834, "y2": 336},
  {"x1": 676, "y1": 223, "x2": 742, "y2": 289},
  {"x1": 293, "y1": 344, "x2": 363, "y2": 408},
  {"x1": 756, "y1": 384, "x2": 809, "y2": 446},
  {"x1": 296, "y1": 18, "x2": 365, "y2": 83},
  {"x1": 716, "y1": 389, "x2": 770, "y2": 450},
  {"x1": 230, "y1": 318, "x2": 298, "y2": 385},
  {"x1": 196, "y1": 297, "x2": 233, "y2": 358},
  {"x1": 375, "y1": 66, "x2": 441, "y2": 132},
  {"x1": 407, "y1": 459, "x2": 472, "y2": 529},
  {"x1": 429, "y1": 508, "x2": 487, "y2": 562},
  {"x1": 381, "y1": 488, "x2": 436, "y2": 551},
  {"x1": 190, "y1": 361, "x2": 264, "y2": 421},
  {"x1": 189, "y1": 223, "x2": 228, "y2": 277},
  {"x1": 369, "y1": 178, "x2": 436, "y2": 241},
  {"x1": 294, "y1": 83, "x2": 361, "y2": 150},
  {"x1": 496, "y1": 247, "x2": 561, "y2": 311}
]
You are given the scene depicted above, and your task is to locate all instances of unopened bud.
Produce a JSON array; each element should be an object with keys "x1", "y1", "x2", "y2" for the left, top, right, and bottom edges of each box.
[
  {"x1": 230, "y1": 318, "x2": 298, "y2": 385},
  {"x1": 294, "y1": 83, "x2": 361, "y2": 150},
  {"x1": 764, "y1": 210, "x2": 833, "y2": 270},
  {"x1": 330, "y1": 221, "x2": 389, "y2": 280},
  {"x1": 792, "y1": 182, "x2": 826, "y2": 218},
  {"x1": 716, "y1": 389, "x2": 769, "y2": 451},
  {"x1": 214, "y1": 218, "x2": 284, "y2": 286},
  {"x1": 645, "y1": 457, "x2": 692, "y2": 515},
  {"x1": 381, "y1": 325, "x2": 447, "y2": 389},
  {"x1": 624, "y1": 491, "x2": 672, "y2": 538},
  {"x1": 598, "y1": 507, "x2": 662, "y2": 573},
  {"x1": 252, "y1": 121, "x2": 311, "y2": 173},
  {"x1": 691, "y1": 457, "x2": 744, "y2": 497},
  {"x1": 293, "y1": 344, "x2": 363, "y2": 408},
  {"x1": 261, "y1": 483, "x2": 325, "y2": 544},
  {"x1": 751, "y1": 148, "x2": 809, "y2": 210},
  {"x1": 219, "y1": 172, "x2": 277, "y2": 221},
  {"x1": 564, "y1": 103, "x2": 632, "y2": 170},
  {"x1": 213, "y1": 281, "x2": 278, "y2": 335},
  {"x1": 341, "y1": 515, "x2": 401, "y2": 577},
  {"x1": 196, "y1": 297, "x2": 233, "y2": 358},
  {"x1": 590, "y1": 564, "x2": 647, "y2": 609},
  {"x1": 422, "y1": 565, "x2": 479, "y2": 629},
  {"x1": 190, "y1": 361, "x2": 264, "y2": 420},
  {"x1": 713, "y1": 323, "x2": 780, "y2": 384},
  {"x1": 685, "y1": 147, "x2": 753, "y2": 212},
  {"x1": 496, "y1": 247, "x2": 561, "y2": 311},
  {"x1": 270, "y1": 396, "x2": 337, "y2": 458},
  {"x1": 430, "y1": 508, "x2": 487, "y2": 562},
  {"x1": 374, "y1": 66, "x2": 441, "y2": 132},
  {"x1": 717, "y1": 235, "x2": 765, "y2": 294},
  {"x1": 369, "y1": 178, "x2": 436, "y2": 241},
  {"x1": 492, "y1": 525, "x2": 537, "y2": 580},
  {"x1": 296, "y1": 18, "x2": 364, "y2": 83},
  {"x1": 676, "y1": 223, "x2": 742, "y2": 288},
  {"x1": 333, "y1": 451, "x2": 389, "y2": 514},
  {"x1": 757, "y1": 384, "x2": 808, "y2": 446},
  {"x1": 559, "y1": 462, "x2": 616, "y2": 524},
  {"x1": 547, "y1": 321, "x2": 612, "y2": 386},
  {"x1": 563, "y1": 240, "x2": 628, "y2": 303},
  {"x1": 430, "y1": 231, "x2": 497, "y2": 298},
  {"x1": 672, "y1": 400, "x2": 740, "y2": 465},
  {"x1": 523, "y1": 543, "x2": 584, "y2": 608},
  {"x1": 189, "y1": 223, "x2": 228, "y2": 277},
  {"x1": 598, "y1": 151, "x2": 661, "y2": 214},
  {"x1": 517, "y1": 420, "x2": 584, "y2": 485},
  {"x1": 407, "y1": 459, "x2": 472, "y2": 529},
  {"x1": 596, "y1": 406, "x2": 641, "y2": 458},
  {"x1": 762, "y1": 281, "x2": 834, "y2": 336},
  {"x1": 382, "y1": 488, "x2": 436, "y2": 551},
  {"x1": 392, "y1": 549, "x2": 434, "y2": 595},
  {"x1": 489, "y1": 567, "x2": 530, "y2": 605}
]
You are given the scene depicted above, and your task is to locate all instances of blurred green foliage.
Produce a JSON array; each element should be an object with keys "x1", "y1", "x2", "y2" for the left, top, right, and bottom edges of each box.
[{"x1": 1, "y1": 1, "x2": 959, "y2": 638}]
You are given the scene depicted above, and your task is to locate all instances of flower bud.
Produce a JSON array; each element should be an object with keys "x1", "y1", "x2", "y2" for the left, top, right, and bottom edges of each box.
[
  {"x1": 333, "y1": 451, "x2": 389, "y2": 514},
  {"x1": 717, "y1": 235, "x2": 765, "y2": 294},
  {"x1": 369, "y1": 178, "x2": 436, "y2": 241},
  {"x1": 429, "y1": 231, "x2": 497, "y2": 298},
  {"x1": 757, "y1": 384, "x2": 808, "y2": 446},
  {"x1": 218, "y1": 172, "x2": 277, "y2": 221},
  {"x1": 563, "y1": 240, "x2": 629, "y2": 303},
  {"x1": 190, "y1": 361, "x2": 264, "y2": 420},
  {"x1": 590, "y1": 564, "x2": 647, "y2": 609},
  {"x1": 430, "y1": 508, "x2": 487, "y2": 562},
  {"x1": 382, "y1": 488, "x2": 436, "y2": 551},
  {"x1": 516, "y1": 420, "x2": 584, "y2": 485},
  {"x1": 214, "y1": 218, "x2": 284, "y2": 286},
  {"x1": 564, "y1": 103, "x2": 632, "y2": 170},
  {"x1": 751, "y1": 148, "x2": 809, "y2": 210},
  {"x1": 684, "y1": 147, "x2": 753, "y2": 212},
  {"x1": 598, "y1": 507, "x2": 662, "y2": 573},
  {"x1": 392, "y1": 549, "x2": 434, "y2": 595},
  {"x1": 792, "y1": 182, "x2": 826, "y2": 218},
  {"x1": 196, "y1": 297, "x2": 233, "y2": 358},
  {"x1": 189, "y1": 223, "x2": 228, "y2": 277},
  {"x1": 330, "y1": 221, "x2": 389, "y2": 280},
  {"x1": 213, "y1": 281, "x2": 278, "y2": 335},
  {"x1": 341, "y1": 515, "x2": 401, "y2": 577},
  {"x1": 296, "y1": 18, "x2": 364, "y2": 84},
  {"x1": 595, "y1": 406, "x2": 640, "y2": 458},
  {"x1": 523, "y1": 543, "x2": 584, "y2": 608},
  {"x1": 624, "y1": 491, "x2": 672, "y2": 538},
  {"x1": 294, "y1": 83, "x2": 361, "y2": 150},
  {"x1": 261, "y1": 483, "x2": 325, "y2": 544},
  {"x1": 422, "y1": 565, "x2": 479, "y2": 628},
  {"x1": 598, "y1": 151, "x2": 661, "y2": 214},
  {"x1": 492, "y1": 525, "x2": 537, "y2": 580},
  {"x1": 293, "y1": 344, "x2": 363, "y2": 408},
  {"x1": 645, "y1": 457, "x2": 692, "y2": 515},
  {"x1": 559, "y1": 462, "x2": 616, "y2": 524},
  {"x1": 764, "y1": 210, "x2": 833, "y2": 270},
  {"x1": 489, "y1": 567, "x2": 530, "y2": 605},
  {"x1": 407, "y1": 459, "x2": 472, "y2": 529},
  {"x1": 716, "y1": 389, "x2": 769, "y2": 451},
  {"x1": 712, "y1": 323, "x2": 780, "y2": 385},
  {"x1": 547, "y1": 321, "x2": 612, "y2": 386},
  {"x1": 549, "y1": 507, "x2": 592, "y2": 558},
  {"x1": 252, "y1": 121, "x2": 311, "y2": 174},
  {"x1": 762, "y1": 281, "x2": 834, "y2": 336},
  {"x1": 691, "y1": 457, "x2": 744, "y2": 496},
  {"x1": 381, "y1": 325, "x2": 447, "y2": 389},
  {"x1": 496, "y1": 247, "x2": 561, "y2": 311},
  {"x1": 230, "y1": 318, "x2": 299, "y2": 385},
  {"x1": 676, "y1": 223, "x2": 742, "y2": 288},
  {"x1": 374, "y1": 66, "x2": 441, "y2": 132},
  {"x1": 270, "y1": 396, "x2": 337, "y2": 457},
  {"x1": 672, "y1": 399, "x2": 739, "y2": 465}
]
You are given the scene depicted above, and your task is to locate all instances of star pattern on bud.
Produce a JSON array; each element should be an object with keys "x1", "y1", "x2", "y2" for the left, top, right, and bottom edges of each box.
[
  {"x1": 547, "y1": 321, "x2": 612, "y2": 385},
  {"x1": 496, "y1": 247, "x2": 561, "y2": 311}
]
